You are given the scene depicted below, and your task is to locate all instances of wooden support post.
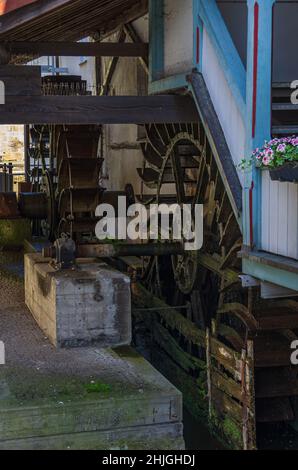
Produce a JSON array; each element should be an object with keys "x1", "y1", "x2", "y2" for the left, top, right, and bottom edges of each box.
[
  {"x1": 149, "y1": 0, "x2": 164, "y2": 82},
  {"x1": 101, "y1": 29, "x2": 126, "y2": 96},
  {"x1": 206, "y1": 328, "x2": 212, "y2": 419},
  {"x1": 124, "y1": 23, "x2": 149, "y2": 76},
  {"x1": 0, "y1": 45, "x2": 10, "y2": 64},
  {"x1": 243, "y1": 0, "x2": 276, "y2": 249},
  {"x1": 246, "y1": 339, "x2": 257, "y2": 450},
  {"x1": 186, "y1": 302, "x2": 193, "y2": 354},
  {"x1": 241, "y1": 348, "x2": 248, "y2": 450}
]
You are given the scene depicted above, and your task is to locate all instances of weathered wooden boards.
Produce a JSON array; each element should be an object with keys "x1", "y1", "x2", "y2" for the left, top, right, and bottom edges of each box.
[
  {"x1": 0, "y1": 0, "x2": 148, "y2": 43},
  {"x1": 132, "y1": 283, "x2": 257, "y2": 450},
  {"x1": 0, "y1": 65, "x2": 198, "y2": 124},
  {"x1": 0, "y1": 0, "x2": 38, "y2": 16}
]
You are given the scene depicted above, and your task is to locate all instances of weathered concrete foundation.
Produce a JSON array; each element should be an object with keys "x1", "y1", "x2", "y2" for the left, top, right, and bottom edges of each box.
[
  {"x1": 0, "y1": 346, "x2": 184, "y2": 450},
  {"x1": 24, "y1": 253, "x2": 131, "y2": 348},
  {"x1": 0, "y1": 263, "x2": 184, "y2": 450}
]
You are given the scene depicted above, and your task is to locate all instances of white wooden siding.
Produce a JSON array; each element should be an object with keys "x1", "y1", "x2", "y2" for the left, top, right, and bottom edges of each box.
[
  {"x1": 202, "y1": 27, "x2": 245, "y2": 185},
  {"x1": 261, "y1": 171, "x2": 298, "y2": 260},
  {"x1": 164, "y1": 0, "x2": 193, "y2": 77}
]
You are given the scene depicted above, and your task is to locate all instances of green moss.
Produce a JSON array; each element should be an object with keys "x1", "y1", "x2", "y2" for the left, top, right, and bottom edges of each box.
[
  {"x1": 0, "y1": 219, "x2": 31, "y2": 249},
  {"x1": 84, "y1": 381, "x2": 111, "y2": 394},
  {"x1": 209, "y1": 406, "x2": 242, "y2": 450},
  {"x1": 222, "y1": 417, "x2": 242, "y2": 446}
]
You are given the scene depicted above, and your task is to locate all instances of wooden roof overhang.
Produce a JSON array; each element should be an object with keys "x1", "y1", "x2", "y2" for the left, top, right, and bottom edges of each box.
[{"x1": 0, "y1": 0, "x2": 148, "y2": 41}]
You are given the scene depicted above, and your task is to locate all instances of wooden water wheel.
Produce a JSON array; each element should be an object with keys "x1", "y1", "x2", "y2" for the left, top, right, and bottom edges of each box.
[{"x1": 134, "y1": 119, "x2": 298, "y2": 449}]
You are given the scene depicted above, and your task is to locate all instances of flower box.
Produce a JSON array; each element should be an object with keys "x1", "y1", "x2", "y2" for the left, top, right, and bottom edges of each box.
[
  {"x1": 239, "y1": 136, "x2": 298, "y2": 183},
  {"x1": 269, "y1": 162, "x2": 298, "y2": 183}
]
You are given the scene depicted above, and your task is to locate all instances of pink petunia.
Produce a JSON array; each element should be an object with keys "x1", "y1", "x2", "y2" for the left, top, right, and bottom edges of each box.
[
  {"x1": 262, "y1": 156, "x2": 272, "y2": 166},
  {"x1": 265, "y1": 148, "x2": 274, "y2": 157},
  {"x1": 277, "y1": 143, "x2": 286, "y2": 153}
]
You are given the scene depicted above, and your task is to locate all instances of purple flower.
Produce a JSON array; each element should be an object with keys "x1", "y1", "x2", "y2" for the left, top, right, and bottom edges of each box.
[
  {"x1": 277, "y1": 143, "x2": 286, "y2": 153},
  {"x1": 264, "y1": 148, "x2": 274, "y2": 158}
]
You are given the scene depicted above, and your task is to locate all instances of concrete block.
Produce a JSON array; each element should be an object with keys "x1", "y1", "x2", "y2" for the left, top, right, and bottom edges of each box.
[{"x1": 25, "y1": 253, "x2": 131, "y2": 348}]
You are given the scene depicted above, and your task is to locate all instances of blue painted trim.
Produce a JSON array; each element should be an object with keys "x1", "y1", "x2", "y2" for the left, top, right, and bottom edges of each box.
[
  {"x1": 243, "y1": 259, "x2": 298, "y2": 293},
  {"x1": 193, "y1": 0, "x2": 203, "y2": 72},
  {"x1": 149, "y1": 0, "x2": 164, "y2": 83},
  {"x1": 197, "y1": 0, "x2": 246, "y2": 121},
  {"x1": 149, "y1": 73, "x2": 188, "y2": 95},
  {"x1": 244, "y1": 0, "x2": 276, "y2": 250}
]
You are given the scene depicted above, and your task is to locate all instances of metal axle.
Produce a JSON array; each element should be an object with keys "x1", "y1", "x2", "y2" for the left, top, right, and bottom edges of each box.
[{"x1": 43, "y1": 241, "x2": 185, "y2": 262}]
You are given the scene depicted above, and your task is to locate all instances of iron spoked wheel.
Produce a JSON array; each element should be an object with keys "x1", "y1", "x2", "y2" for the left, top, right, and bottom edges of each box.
[
  {"x1": 155, "y1": 134, "x2": 201, "y2": 295},
  {"x1": 39, "y1": 169, "x2": 57, "y2": 242}
]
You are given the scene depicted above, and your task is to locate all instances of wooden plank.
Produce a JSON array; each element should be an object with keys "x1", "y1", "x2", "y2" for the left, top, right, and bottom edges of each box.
[
  {"x1": 256, "y1": 367, "x2": 298, "y2": 399},
  {"x1": 277, "y1": 182, "x2": 288, "y2": 257},
  {"x1": 0, "y1": 64, "x2": 41, "y2": 95},
  {"x1": 245, "y1": 340, "x2": 257, "y2": 450},
  {"x1": 0, "y1": 0, "x2": 148, "y2": 43},
  {"x1": 210, "y1": 337, "x2": 242, "y2": 378},
  {"x1": 257, "y1": 312, "x2": 298, "y2": 331},
  {"x1": 211, "y1": 386, "x2": 243, "y2": 424},
  {"x1": 151, "y1": 348, "x2": 208, "y2": 421},
  {"x1": 240, "y1": 249, "x2": 298, "y2": 275},
  {"x1": 153, "y1": 322, "x2": 205, "y2": 373},
  {"x1": 211, "y1": 369, "x2": 242, "y2": 403},
  {"x1": 4, "y1": 41, "x2": 148, "y2": 58},
  {"x1": 261, "y1": 171, "x2": 270, "y2": 252},
  {"x1": 217, "y1": 303, "x2": 258, "y2": 331},
  {"x1": 254, "y1": 333, "x2": 292, "y2": 368},
  {"x1": 0, "y1": 0, "x2": 72, "y2": 32},
  {"x1": 217, "y1": 324, "x2": 244, "y2": 351},
  {"x1": 206, "y1": 328, "x2": 212, "y2": 418},
  {"x1": 269, "y1": 180, "x2": 279, "y2": 254},
  {"x1": 287, "y1": 182, "x2": 298, "y2": 259},
  {"x1": 132, "y1": 283, "x2": 206, "y2": 347},
  {"x1": 197, "y1": 252, "x2": 240, "y2": 285},
  {"x1": 256, "y1": 397, "x2": 294, "y2": 423},
  {"x1": 0, "y1": 95, "x2": 199, "y2": 125}
]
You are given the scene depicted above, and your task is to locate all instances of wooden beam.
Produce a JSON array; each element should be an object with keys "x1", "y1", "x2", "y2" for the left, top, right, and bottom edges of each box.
[
  {"x1": 0, "y1": 95, "x2": 199, "y2": 125},
  {"x1": 0, "y1": 64, "x2": 40, "y2": 95},
  {"x1": 0, "y1": 0, "x2": 72, "y2": 33},
  {"x1": 124, "y1": 23, "x2": 149, "y2": 74},
  {"x1": 3, "y1": 41, "x2": 148, "y2": 58},
  {"x1": 101, "y1": 29, "x2": 127, "y2": 96}
]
